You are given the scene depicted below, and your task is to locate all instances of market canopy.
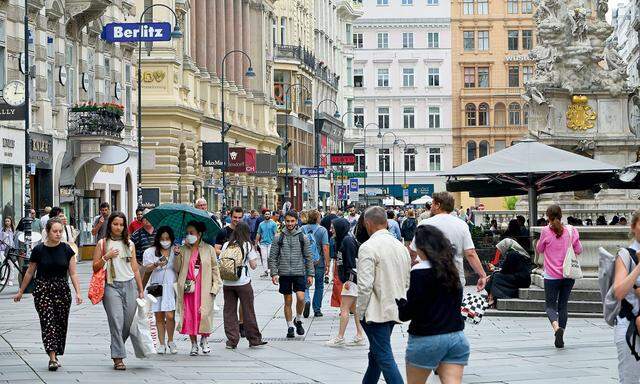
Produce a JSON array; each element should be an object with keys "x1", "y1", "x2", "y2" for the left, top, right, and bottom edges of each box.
[{"x1": 411, "y1": 195, "x2": 433, "y2": 205}]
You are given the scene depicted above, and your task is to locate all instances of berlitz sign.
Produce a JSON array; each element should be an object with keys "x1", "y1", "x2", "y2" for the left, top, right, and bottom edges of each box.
[{"x1": 102, "y1": 22, "x2": 173, "y2": 43}]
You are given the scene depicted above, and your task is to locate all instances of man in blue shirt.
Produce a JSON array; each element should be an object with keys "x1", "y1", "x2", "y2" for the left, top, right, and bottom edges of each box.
[
  {"x1": 256, "y1": 210, "x2": 278, "y2": 277},
  {"x1": 387, "y1": 210, "x2": 402, "y2": 241},
  {"x1": 301, "y1": 210, "x2": 330, "y2": 318}
]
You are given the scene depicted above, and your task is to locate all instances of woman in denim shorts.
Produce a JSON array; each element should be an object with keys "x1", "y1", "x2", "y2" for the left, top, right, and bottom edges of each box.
[{"x1": 397, "y1": 225, "x2": 469, "y2": 384}]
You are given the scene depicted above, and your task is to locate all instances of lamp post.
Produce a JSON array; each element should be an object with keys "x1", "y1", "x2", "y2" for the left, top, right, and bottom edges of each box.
[
  {"x1": 22, "y1": 0, "x2": 32, "y2": 259},
  {"x1": 220, "y1": 50, "x2": 255, "y2": 213},
  {"x1": 339, "y1": 111, "x2": 358, "y2": 209},
  {"x1": 314, "y1": 99, "x2": 340, "y2": 209},
  {"x1": 137, "y1": 5, "x2": 182, "y2": 206},
  {"x1": 395, "y1": 138, "x2": 409, "y2": 186},
  {"x1": 362, "y1": 123, "x2": 380, "y2": 206},
  {"x1": 378, "y1": 131, "x2": 397, "y2": 200}
]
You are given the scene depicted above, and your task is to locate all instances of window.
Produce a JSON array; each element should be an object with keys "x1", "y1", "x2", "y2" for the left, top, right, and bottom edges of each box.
[
  {"x1": 429, "y1": 148, "x2": 441, "y2": 171},
  {"x1": 47, "y1": 62, "x2": 54, "y2": 100},
  {"x1": 377, "y1": 0, "x2": 389, "y2": 5},
  {"x1": 354, "y1": 68, "x2": 364, "y2": 87},
  {"x1": 495, "y1": 140, "x2": 506, "y2": 152},
  {"x1": 523, "y1": 65, "x2": 533, "y2": 84},
  {"x1": 404, "y1": 148, "x2": 416, "y2": 172},
  {"x1": 508, "y1": 30, "x2": 519, "y2": 50},
  {"x1": 427, "y1": 0, "x2": 439, "y2": 4},
  {"x1": 464, "y1": 67, "x2": 475, "y2": 88},
  {"x1": 346, "y1": 24, "x2": 352, "y2": 43},
  {"x1": 272, "y1": 18, "x2": 277, "y2": 46},
  {"x1": 86, "y1": 48, "x2": 95, "y2": 101},
  {"x1": 467, "y1": 141, "x2": 477, "y2": 162},
  {"x1": 508, "y1": 66, "x2": 520, "y2": 87},
  {"x1": 465, "y1": 103, "x2": 477, "y2": 126},
  {"x1": 403, "y1": 107, "x2": 415, "y2": 128},
  {"x1": 463, "y1": 31, "x2": 475, "y2": 51},
  {"x1": 477, "y1": 0, "x2": 488, "y2": 14},
  {"x1": 523, "y1": 103, "x2": 530, "y2": 125},
  {"x1": 428, "y1": 106, "x2": 440, "y2": 128},
  {"x1": 508, "y1": 0, "x2": 518, "y2": 13},
  {"x1": 377, "y1": 32, "x2": 389, "y2": 48},
  {"x1": 478, "y1": 67, "x2": 489, "y2": 87},
  {"x1": 402, "y1": 0, "x2": 414, "y2": 4},
  {"x1": 378, "y1": 107, "x2": 390, "y2": 129},
  {"x1": 354, "y1": 148, "x2": 365, "y2": 172},
  {"x1": 402, "y1": 32, "x2": 414, "y2": 48},
  {"x1": 427, "y1": 32, "x2": 440, "y2": 48},
  {"x1": 463, "y1": 0, "x2": 474, "y2": 14},
  {"x1": 125, "y1": 63, "x2": 132, "y2": 123},
  {"x1": 347, "y1": 58, "x2": 353, "y2": 86},
  {"x1": 353, "y1": 33, "x2": 363, "y2": 48},
  {"x1": 522, "y1": 0, "x2": 533, "y2": 13},
  {"x1": 377, "y1": 68, "x2": 389, "y2": 87},
  {"x1": 280, "y1": 17, "x2": 286, "y2": 45},
  {"x1": 402, "y1": 68, "x2": 415, "y2": 87},
  {"x1": 478, "y1": 31, "x2": 489, "y2": 51},
  {"x1": 494, "y1": 102, "x2": 506, "y2": 126},
  {"x1": 66, "y1": 43, "x2": 75, "y2": 105},
  {"x1": 378, "y1": 149, "x2": 390, "y2": 172},
  {"x1": 428, "y1": 67, "x2": 440, "y2": 86},
  {"x1": 479, "y1": 141, "x2": 489, "y2": 157},
  {"x1": 478, "y1": 103, "x2": 489, "y2": 126},
  {"x1": 104, "y1": 56, "x2": 111, "y2": 102},
  {"x1": 354, "y1": 107, "x2": 364, "y2": 128},
  {"x1": 46, "y1": 35, "x2": 53, "y2": 101},
  {"x1": 522, "y1": 30, "x2": 533, "y2": 50},
  {"x1": 508, "y1": 102, "x2": 521, "y2": 125}
]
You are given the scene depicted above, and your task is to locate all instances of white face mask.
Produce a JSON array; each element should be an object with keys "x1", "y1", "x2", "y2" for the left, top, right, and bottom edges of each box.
[
  {"x1": 160, "y1": 240, "x2": 172, "y2": 249},
  {"x1": 186, "y1": 234, "x2": 198, "y2": 245}
]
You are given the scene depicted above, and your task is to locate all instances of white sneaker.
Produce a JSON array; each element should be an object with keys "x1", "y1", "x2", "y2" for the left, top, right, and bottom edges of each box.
[
  {"x1": 200, "y1": 338, "x2": 211, "y2": 354},
  {"x1": 326, "y1": 336, "x2": 345, "y2": 347},
  {"x1": 168, "y1": 341, "x2": 178, "y2": 354},
  {"x1": 352, "y1": 335, "x2": 366, "y2": 345},
  {"x1": 190, "y1": 344, "x2": 199, "y2": 356},
  {"x1": 157, "y1": 344, "x2": 166, "y2": 354}
]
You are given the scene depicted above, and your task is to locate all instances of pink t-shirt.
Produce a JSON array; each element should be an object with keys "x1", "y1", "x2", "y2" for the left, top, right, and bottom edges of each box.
[{"x1": 536, "y1": 225, "x2": 582, "y2": 279}]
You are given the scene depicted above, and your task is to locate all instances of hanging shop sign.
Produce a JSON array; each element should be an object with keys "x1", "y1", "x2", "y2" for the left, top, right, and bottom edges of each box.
[
  {"x1": 330, "y1": 153, "x2": 356, "y2": 165},
  {"x1": 102, "y1": 22, "x2": 173, "y2": 43},
  {"x1": 29, "y1": 133, "x2": 53, "y2": 169},
  {"x1": 202, "y1": 142, "x2": 228, "y2": 169},
  {"x1": 255, "y1": 154, "x2": 277, "y2": 176},
  {"x1": 227, "y1": 147, "x2": 246, "y2": 173},
  {"x1": 245, "y1": 148, "x2": 257, "y2": 173},
  {"x1": 140, "y1": 188, "x2": 160, "y2": 209}
]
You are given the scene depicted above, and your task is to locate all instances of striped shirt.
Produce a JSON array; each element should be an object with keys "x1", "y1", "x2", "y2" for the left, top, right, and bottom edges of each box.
[{"x1": 130, "y1": 228, "x2": 155, "y2": 263}]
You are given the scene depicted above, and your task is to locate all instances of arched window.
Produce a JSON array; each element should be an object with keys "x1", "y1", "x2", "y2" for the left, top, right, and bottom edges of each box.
[
  {"x1": 465, "y1": 103, "x2": 477, "y2": 126},
  {"x1": 494, "y1": 102, "x2": 506, "y2": 126},
  {"x1": 467, "y1": 141, "x2": 477, "y2": 162},
  {"x1": 479, "y1": 140, "x2": 489, "y2": 157},
  {"x1": 523, "y1": 103, "x2": 530, "y2": 125},
  {"x1": 478, "y1": 103, "x2": 489, "y2": 126},
  {"x1": 508, "y1": 102, "x2": 521, "y2": 125}
]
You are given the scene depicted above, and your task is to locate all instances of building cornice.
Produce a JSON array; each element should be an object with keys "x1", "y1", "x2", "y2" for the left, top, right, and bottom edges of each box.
[{"x1": 354, "y1": 18, "x2": 450, "y2": 28}]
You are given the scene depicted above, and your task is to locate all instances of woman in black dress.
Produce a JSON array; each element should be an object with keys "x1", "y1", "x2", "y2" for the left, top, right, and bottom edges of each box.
[{"x1": 14, "y1": 218, "x2": 83, "y2": 371}]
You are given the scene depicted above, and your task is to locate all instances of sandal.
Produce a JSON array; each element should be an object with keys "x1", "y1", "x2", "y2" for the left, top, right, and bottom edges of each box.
[
  {"x1": 48, "y1": 360, "x2": 58, "y2": 371},
  {"x1": 113, "y1": 361, "x2": 126, "y2": 371}
]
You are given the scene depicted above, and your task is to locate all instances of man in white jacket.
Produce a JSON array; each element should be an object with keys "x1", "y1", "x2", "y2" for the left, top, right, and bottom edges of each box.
[{"x1": 357, "y1": 206, "x2": 411, "y2": 384}]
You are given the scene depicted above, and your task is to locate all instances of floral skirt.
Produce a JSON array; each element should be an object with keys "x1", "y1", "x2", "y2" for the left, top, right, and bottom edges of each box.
[{"x1": 33, "y1": 277, "x2": 71, "y2": 355}]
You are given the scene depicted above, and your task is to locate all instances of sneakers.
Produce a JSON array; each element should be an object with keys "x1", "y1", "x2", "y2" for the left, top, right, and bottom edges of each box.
[
  {"x1": 295, "y1": 320, "x2": 305, "y2": 336},
  {"x1": 200, "y1": 337, "x2": 211, "y2": 354},
  {"x1": 225, "y1": 343, "x2": 237, "y2": 350},
  {"x1": 352, "y1": 335, "x2": 366, "y2": 345},
  {"x1": 326, "y1": 336, "x2": 345, "y2": 347},
  {"x1": 239, "y1": 323, "x2": 246, "y2": 338},
  {"x1": 554, "y1": 328, "x2": 565, "y2": 348},
  {"x1": 303, "y1": 302, "x2": 311, "y2": 318},
  {"x1": 168, "y1": 341, "x2": 178, "y2": 354},
  {"x1": 190, "y1": 343, "x2": 199, "y2": 356},
  {"x1": 157, "y1": 344, "x2": 166, "y2": 354},
  {"x1": 250, "y1": 341, "x2": 268, "y2": 348},
  {"x1": 314, "y1": 311, "x2": 323, "y2": 317},
  {"x1": 287, "y1": 326, "x2": 295, "y2": 338}
]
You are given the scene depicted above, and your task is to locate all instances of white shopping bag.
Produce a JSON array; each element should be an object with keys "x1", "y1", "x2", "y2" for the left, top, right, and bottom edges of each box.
[{"x1": 129, "y1": 296, "x2": 157, "y2": 358}]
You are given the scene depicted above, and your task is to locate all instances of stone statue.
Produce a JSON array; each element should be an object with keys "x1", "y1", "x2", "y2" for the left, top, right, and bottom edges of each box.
[
  {"x1": 603, "y1": 36, "x2": 626, "y2": 72},
  {"x1": 570, "y1": 8, "x2": 588, "y2": 42},
  {"x1": 596, "y1": 0, "x2": 609, "y2": 20}
]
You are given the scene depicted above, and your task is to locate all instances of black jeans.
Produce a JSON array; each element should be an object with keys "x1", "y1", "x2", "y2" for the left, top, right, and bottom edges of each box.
[{"x1": 544, "y1": 278, "x2": 575, "y2": 329}]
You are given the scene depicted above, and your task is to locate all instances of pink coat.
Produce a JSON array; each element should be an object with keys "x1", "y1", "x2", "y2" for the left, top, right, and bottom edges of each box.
[{"x1": 536, "y1": 225, "x2": 582, "y2": 279}]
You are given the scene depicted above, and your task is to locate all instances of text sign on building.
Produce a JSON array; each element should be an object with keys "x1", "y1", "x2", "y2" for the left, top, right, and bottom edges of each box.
[
  {"x1": 202, "y1": 143, "x2": 228, "y2": 169},
  {"x1": 29, "y1": 133, "x2": 53, "y2": 170},
  {"x1": 245, "y1": 148, "x2": 257, "y2": 173},
  {"x1": 330, "y1": 153, "x2": 356, "y2": 165},
  {"x1": 227, "y1": 147, "x2": 246, "y2": 173},
  {"x1": 300, "y1": 167, "x2": 325, "y2": 177},
  {"x1": 140, "y1": 188, "x2": 160, "y2": 209},
  {"x1": 349, "y1": 178, "x2": 359, "y2": 192},
  {"x1": 0, "y1": 103, "x2": 26, "y2": 121},
  {"x1": 102, "y1": 22, "x2": 173, "y2": 43}
]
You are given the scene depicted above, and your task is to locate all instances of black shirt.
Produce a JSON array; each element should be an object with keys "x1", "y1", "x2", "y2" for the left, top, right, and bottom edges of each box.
[
  {"x1": 397, "y1": 266, "x2": 465, "y2": 336},
  {"x1": 215, "y1": 226, "x2": 234, "y2": 247},
  {"x1": 338, "y1": 235, "x2": 359, "y2": 284},
  {"x1": 30, "y1": 242, "x2": 75, "y2": 280},
  {"x1": 130, "y1": 228, "x2": 156, "y2": 263}
]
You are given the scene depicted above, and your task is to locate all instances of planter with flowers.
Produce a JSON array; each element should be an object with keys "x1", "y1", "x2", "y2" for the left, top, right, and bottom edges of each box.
[{"x1": 69, "y1": 102, "x2": 125, "y2": 137}]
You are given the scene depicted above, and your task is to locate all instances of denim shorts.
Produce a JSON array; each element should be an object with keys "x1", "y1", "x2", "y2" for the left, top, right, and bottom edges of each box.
[{"x1": 405, "y1": 331, "x2": 470, "y2": 370}]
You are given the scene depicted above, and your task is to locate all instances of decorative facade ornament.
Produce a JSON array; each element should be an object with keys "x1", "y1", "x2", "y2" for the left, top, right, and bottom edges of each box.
[{"x1": 566, "y1": 95, "x2": 597, "y2": 131}]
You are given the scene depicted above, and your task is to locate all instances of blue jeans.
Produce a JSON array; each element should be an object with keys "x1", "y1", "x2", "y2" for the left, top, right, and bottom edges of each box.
[
  {"x1": 361, "y1": 320, "x2": 404, "y2": 384},
  {"x1": 304, "y1": 265, "x2": 325, "y2": 313}
]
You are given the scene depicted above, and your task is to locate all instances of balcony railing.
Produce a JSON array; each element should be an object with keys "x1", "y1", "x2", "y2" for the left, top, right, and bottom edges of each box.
[
  {"x1": 274, "y1": 44, "x2": 339, "y2": 89},
  {"x1": 68, "y1": 103, "x2": 125, "y2": 138}
]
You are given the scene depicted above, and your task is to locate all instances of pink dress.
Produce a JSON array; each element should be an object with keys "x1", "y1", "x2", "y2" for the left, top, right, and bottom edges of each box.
[{"x1": 180, "y1": 248, "x2": 210, "y2": 336}]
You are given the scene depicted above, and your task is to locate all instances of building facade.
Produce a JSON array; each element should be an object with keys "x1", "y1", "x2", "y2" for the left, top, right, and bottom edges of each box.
[
  {"x1": 613, "y1": 1, "x2": 640, "y2": 88},
  {"x1": 451, "y1": 0, "x2": 534, "y2": 208},
  {"x1": 347, "y1": 0, "x2": 453, "y2": 204},
  {"x1": 136, "y1": 0, "x2": 280, "y2": 213}
]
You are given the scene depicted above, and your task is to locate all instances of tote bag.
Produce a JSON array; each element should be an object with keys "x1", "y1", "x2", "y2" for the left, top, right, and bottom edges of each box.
[
  {"x1": 88, "y1": 240, "x2": 107, "y2": 305},
  {"x1": 562, "y1": 225, "x2": 583, "y2": 280}
]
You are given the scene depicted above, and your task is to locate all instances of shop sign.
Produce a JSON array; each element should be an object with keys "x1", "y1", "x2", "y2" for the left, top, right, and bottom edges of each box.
[
  {"x1": 29, "y1": 133, "x2": 53, "y2": 169},
  {"x1": 2, "y1": 138, "x2": 15, "y2": 148},
  {"x1": 505, "y1": 55, "x2": 529, "y2": 62},
  {"x1": 255, "y1": 154, "x2": 277, "y2": 176},
  {"x1": 227, "y1": 147, "x2": 246, "y2": 173},
  {"x1": 300, "y1": 167, "x2": 325, "y2": 177},
  {"x1": 330, "y1": 153, "x2": 356, "y2": 165},
  {"x1": 202, "y1": 142, "x2": 228, "y2": 169},
  {"x1": 102, "y1": 22, "x2": 173, "y2": 43},
  {"x1": 334, "y1": 171, "x2": 366, "y2": 179},
  {"x1": 349, "y1": 178, "x2": 359, "y2": 192},
  {"x1": 0, "y1": 102, "x2": 26, "y2": 121},
  {"x1": 140, "y1": 188, "x2": 160, "y2": 209},
  {"x1": 245, "y1": 148, "x2": 256, "y2": 173}
]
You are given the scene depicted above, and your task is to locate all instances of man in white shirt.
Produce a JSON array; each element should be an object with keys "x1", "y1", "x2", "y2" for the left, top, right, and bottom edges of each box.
[
  {"x1": 410, "y1": 192, "x2": 487, "y2": 291},
  {"x1": 39, "y1": 206, "x2": 52, "y2": 228}
]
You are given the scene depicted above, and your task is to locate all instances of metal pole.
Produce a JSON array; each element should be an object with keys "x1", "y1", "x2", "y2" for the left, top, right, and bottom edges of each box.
[
  {"x1": 340, "y1": 131, "x2": 344, "y2": 210},
  {"x1": 381, "y1": 135, "x2": 385, "y2": 199},
  {"x1": 221, "y1": 59, "x2": 226, "y2": 214},
  {"x1": 23, "y1": 1, "x2": 32, "y2": 259},
  {"x1": 315, "y1": 112, "x2": 320, "y2": 209},
  {"x1": 284, "y1": 112, "x2": 288, "y2": 207},
  {"x1": 364, "y1": 129, "x2": 367, "y2": 206}
]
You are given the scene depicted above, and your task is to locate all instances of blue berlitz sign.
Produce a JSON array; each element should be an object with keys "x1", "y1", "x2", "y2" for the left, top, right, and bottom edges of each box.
[
  {"x1": 102, "y1": 22, "x2": 173, "y2": 43},
  {"x1": 300, "y1": 167, "x2": 325, "y2": 177}
]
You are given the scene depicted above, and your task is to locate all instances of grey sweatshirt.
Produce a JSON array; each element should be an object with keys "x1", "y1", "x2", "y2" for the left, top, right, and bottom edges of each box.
[{"x1": 268, "y1": 227, "x2": 314, "y2": 277}]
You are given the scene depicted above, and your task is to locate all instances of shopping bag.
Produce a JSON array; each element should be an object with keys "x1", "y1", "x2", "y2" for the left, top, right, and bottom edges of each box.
[
  {"x1": 129, "y1": 296, "x2": 157, "y2": 358},
  {"x1": 461, "y1": 293, "x2": 489, "y2": 325},
  {"x1": 87, "y1": 268, "x2": 106, "y2": 305},
  {"x1": 562, "y1": 225, "x2": 583, "y2": 280}
]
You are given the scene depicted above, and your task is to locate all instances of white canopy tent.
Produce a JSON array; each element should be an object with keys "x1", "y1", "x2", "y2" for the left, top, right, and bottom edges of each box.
[
  {"x1": 383, "y1": 197, "x2": 404, "y2": 206},
  {"x1": 411, "y1": 195, "x2": 433, "y2": 205}
]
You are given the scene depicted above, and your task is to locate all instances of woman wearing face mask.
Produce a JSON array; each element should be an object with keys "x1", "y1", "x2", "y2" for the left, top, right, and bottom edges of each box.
[
  {"x1": 142, "y1": 226, "x2": 177, "y2": 355},
  {"x1": 174, "y1": 221, "x2": 222, "y2": 356}
]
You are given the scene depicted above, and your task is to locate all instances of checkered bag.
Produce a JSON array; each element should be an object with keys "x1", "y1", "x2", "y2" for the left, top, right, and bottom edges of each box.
[{"x1": 460, "y1": 293, "x2": 489, "y2": 325}]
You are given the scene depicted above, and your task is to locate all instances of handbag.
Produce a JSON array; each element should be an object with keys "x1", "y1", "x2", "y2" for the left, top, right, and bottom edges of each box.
[
  {"x1": 88, "y1": 240, "x2": 107, "y2": 305},
  {"x1": 562, "y1": 225, "x2": 583, "y2": 280},
  {"x1": 146, "y1": 255, "x2": 167, "y2": 297},
  {"x1": 460, "y1": 292, "x2": 489, "y2": 325}
]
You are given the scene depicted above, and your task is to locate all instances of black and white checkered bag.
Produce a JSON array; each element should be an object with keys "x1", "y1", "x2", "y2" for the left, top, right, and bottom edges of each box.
[{"x1": 460, "y1": 293, "x2": 489, "y2": 325}]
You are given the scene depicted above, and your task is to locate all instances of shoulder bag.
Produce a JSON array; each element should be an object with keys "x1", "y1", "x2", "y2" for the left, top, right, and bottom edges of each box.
[
  {"x1": 562, "y1": 225, "x2": 583, "y2": 280},
  {"x1": 88, "y1": 240, "x2": 107, "y2": 305}
]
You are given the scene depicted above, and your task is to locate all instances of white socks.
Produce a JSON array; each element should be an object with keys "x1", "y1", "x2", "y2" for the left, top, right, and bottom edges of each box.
[{"x1": 287, "y1": 321, "x2": 293, "y2": 328}]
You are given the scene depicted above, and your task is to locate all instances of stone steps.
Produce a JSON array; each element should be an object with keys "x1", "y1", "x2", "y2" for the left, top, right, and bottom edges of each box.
[
  {"x1": 485, "y1": 309, "x2": 602, "y2": 318},
  {"x1": 518, "y1": 287, "x2": 602, "y2": 302},
  {"x1": 497, "y1": 298, "x2": 603, "y2": 313}
]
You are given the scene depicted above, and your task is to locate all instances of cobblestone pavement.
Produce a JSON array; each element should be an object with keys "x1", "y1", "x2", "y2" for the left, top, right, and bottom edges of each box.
[{"x1": 0, "y1": 261, "x2": 619, "y2": 384}]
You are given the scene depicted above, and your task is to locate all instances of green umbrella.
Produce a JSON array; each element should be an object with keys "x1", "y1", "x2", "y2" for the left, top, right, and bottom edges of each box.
[{"x1": 143, "y1": 203, "x2": 221, "y2": 243}]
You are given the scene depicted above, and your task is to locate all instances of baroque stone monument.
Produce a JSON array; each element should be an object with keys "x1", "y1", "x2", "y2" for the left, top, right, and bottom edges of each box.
[{"x1": 524, "y1": 0, "x2": 640, "y2": 211}]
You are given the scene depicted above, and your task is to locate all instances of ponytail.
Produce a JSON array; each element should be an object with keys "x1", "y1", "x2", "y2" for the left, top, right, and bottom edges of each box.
[{"x1": 546, "y1": 204, "x2": 564, "y2": 238}]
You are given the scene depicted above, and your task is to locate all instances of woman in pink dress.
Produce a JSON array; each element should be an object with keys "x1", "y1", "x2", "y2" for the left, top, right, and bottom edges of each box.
[{"x1": 174, "y1": 221, "x2": 221, "y2": 356}]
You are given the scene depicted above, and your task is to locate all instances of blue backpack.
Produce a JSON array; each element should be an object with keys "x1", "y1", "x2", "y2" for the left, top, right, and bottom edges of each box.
[{"x1": 303, "y1": 226, "x2": 322, "y2": 265}]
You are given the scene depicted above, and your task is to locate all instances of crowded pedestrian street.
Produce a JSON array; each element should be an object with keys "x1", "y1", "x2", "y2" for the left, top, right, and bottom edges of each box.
[{"x1": 0, "y1": 261, "x2": 619, "y2": 384}]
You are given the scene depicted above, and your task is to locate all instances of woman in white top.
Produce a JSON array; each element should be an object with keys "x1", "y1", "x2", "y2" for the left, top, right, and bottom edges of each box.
[
  {"x1": 613, "y1": 210, "x2": 640, "y2": 383},
  {"x1": 221, "y1": 222, "x2": 267, "y2": 349},
  {"x1": 142, "y1": 226, "x2": 177, "y2": 355},
  {"x1": 92, "y1": 211, "x2": 143, "y2": 371}
]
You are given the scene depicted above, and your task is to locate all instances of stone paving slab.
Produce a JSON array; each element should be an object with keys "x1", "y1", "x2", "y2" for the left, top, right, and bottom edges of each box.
[{"x1": 0, "y1": 262, "x2": 622, "y2": 383}]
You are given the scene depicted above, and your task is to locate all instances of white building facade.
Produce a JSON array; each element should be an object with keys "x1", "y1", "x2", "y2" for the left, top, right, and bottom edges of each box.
[
  {"x1": 613, "y1": 1, "x2": 640, "y2": 88},
  {"x1": 347, "y1": 0, "x2": 453, "y2": 204}
]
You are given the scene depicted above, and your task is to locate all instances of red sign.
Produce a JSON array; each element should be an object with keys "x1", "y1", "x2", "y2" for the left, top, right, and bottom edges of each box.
[
  {"x1": 330, "y1": 153, "x2": 356, "y2": 165},
  {"x1": 227, "y1": 147, "x2": 246, "y2": 173},
  {"x1": 245, "y1": 148, "x2": 256, "y2": 173},
  {"x1": 321, "y1": 136, "x2": 328, "y2": 167}
]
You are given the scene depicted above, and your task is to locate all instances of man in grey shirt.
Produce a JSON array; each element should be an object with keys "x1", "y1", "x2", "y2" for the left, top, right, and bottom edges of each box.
[{"x1": 91, "y1": 202, "x2": 111, "y2": 242}]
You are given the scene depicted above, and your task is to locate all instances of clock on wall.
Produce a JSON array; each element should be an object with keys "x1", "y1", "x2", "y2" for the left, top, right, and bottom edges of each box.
[{"x1": 3, "y1": 80, "x2": 26, "y2": 106}]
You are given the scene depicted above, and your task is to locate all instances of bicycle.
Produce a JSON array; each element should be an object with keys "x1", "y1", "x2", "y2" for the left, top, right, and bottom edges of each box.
[{"x1": 0, "y1": 239, "x2": 25, "y2": 294}]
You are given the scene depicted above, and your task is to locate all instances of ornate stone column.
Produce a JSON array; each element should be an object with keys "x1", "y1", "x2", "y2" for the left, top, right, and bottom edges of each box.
[
  {"x1": 242, "y1": 0, "x2": 251, "y2": 90},
  {"x1": 206, "y1": 0, "x2": 216, "y2": 76},
  {"x1": 190, "y1": 1, "x2": 197, "y2": 61},
  {"x1": 196, "y1": 0, "x2": 207, "y2": 71},
  {"x1": 234, "y1": 0, "x2": 243, "y2": 86},
  {"x1": 215, "y1": 0, "x2": 225, "y2": 79},
  {"x1": 225, "y1": 0, "x2": 235, "y2": 82}
]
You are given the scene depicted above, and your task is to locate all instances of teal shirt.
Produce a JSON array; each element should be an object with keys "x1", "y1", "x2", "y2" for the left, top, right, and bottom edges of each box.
[{"x1": 257, "y1": 220, "x2": 277, "y2": 245}]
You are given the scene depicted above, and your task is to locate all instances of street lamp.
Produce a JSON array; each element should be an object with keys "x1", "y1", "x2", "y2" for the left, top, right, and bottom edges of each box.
[
  {"x1": 137, "y1": 5, "x2": 182, "y2": 206},
  {"x1": 314, "y1": 99, "x2": 340, "y2": 209},
  {"x1": 362, "y1": 123, "x2": 380, "y2": 206},
  {"x1": 338, "y1": 111, "x2": 359, "y2": 209},
  {"x1": 378, "y1": 131, "x2": 397, "y2": 200},
  {"x1": 220, "y1": 50, "x2": 255, "y2": 213},
  {"x1": 395, "y1": 138, "x2": 409, "y2": 187}
]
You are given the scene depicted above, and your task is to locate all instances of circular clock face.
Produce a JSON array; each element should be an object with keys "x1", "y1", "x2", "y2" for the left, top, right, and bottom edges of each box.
[{"x1": 3, "y1": 80, "x2": 26, "y2": 106}]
